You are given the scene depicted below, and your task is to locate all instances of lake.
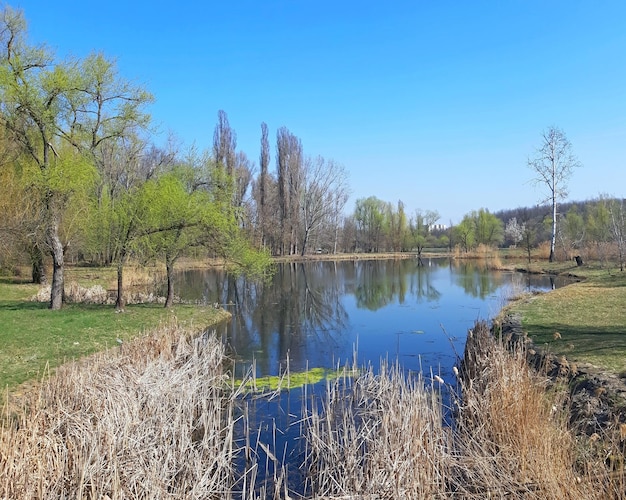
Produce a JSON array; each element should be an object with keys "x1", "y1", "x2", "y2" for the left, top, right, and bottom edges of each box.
[
  {"x1": 173, "y1": 257, "x2": 565, "y2": 385},
  {"x1": 170, "y1": 257, "x2": 569, "y2": 494}
]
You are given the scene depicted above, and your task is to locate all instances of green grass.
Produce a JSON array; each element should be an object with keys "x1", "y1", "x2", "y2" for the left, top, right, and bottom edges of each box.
[
  {"x1": 0, "y1": 278, "x2": 229, "y2": 393},
  {"x1": 509, "y1": 264, "x2": 626, "y2": 373}
]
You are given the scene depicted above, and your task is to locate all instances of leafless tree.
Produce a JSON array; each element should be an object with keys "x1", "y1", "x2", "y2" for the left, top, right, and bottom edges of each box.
[
  {"x1": 276, "y1": 126, "x2": 303, "y2": 255},
  {"x1": 212, "y1": 110, "x2": 237, "y2": 175},
  {"x1": 528, "y1": 126, "x2": 581, "y2": 262},
  {"x1": 233, "y1": 150, "x2": 253, "y2": 225},
  {"x1": 299, "y1": 156, "x2": 349, "y2": 255},
  {"x1": 607, "y1": 198, "x2": 626, "y2": 271},
  {"x1": 258, "y1": 122, "x2": 270, "y2": 246}
]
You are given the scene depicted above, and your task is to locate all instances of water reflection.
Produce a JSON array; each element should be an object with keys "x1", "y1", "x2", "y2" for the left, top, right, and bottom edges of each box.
[
  {"x1": 353, "y1": 259, "x2": 442, "y2": 310},
  {"x1": 170, "y1": 259, "x2": 575, "y2": 496},
  {"x1": 171, "y1": 258, "x2": 570, "y2": 380}
]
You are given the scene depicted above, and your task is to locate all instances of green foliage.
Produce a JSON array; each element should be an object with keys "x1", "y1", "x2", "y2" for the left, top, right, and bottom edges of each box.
[
  {"x1": 586, "y1": 199, "x2": 611, "y2": 244},
  {"x1": 223, "y1": 234, "x2": 274, "y2": 281},
  {"x1": 454, "y1": 208, "x2": 503, "y2": 250},
  {"x1": 474, "y1": 208, "x2": 504, "y2": 246},
  {"x1": 452, "y1": 217, "x2": 476, "y2": 251},
  {"x1": 354, "y1": 196, "x2": 387, "y2": 252},
  {"x1": 409, "y1": 209, "x2": 440, "y2": 255},
  {"x1": 0, "y1": 6, "x2": 154, "y2": 308}
]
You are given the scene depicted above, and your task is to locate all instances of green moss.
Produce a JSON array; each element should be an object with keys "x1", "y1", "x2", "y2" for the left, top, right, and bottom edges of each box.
[{"x1": 237, "y1": 367, "x2": 358, "y2": 392}]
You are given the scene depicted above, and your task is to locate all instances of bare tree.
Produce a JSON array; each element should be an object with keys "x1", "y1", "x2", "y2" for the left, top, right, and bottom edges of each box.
[
  {"x1": 212, "y1": 110, "x2": 237, "y2": 175},
  {"x1": 607, "y1": 198, "x2": 626, "y2": 271},
  {"x1": 232, "y1": 150, "x2": 253, "y2": 226},
  {"x1": 528, "y1": 126, "x2": 581, "y2": 262},
  {"x1": 258, "y1": 122, "x2": 270, "y2": 247},
  {"x1": 276, "y1": 127, "x2": 303, "y2": 255},
  {"x1": 299, "y1": 156, "x2": 349, "y2": 255}
]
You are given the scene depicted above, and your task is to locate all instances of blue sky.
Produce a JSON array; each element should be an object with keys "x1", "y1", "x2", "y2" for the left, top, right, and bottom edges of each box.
[{"x1": 9, "y1": 0, "x2": 626, "y2": 223}]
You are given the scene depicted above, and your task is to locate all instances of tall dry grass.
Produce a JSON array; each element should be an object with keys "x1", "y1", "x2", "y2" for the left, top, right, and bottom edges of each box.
[
  {"x1": 302, "y1": 322, "x2": 625, "y2": 499},
  {"x1": 0, "y1": 322, "x2": 255, "y2": 499},
  {"x1": 303, "y1": 362, "x2": 449, "y2": 498},
  {"x1": 2, "y1": 319, "x2": 624, "y2": 498},
  {"x1": 451, "y1": 245, "x2": 503, "y2": 269},
  {"x1": 454, "y1": 322, "x2": 590, "y2": 498}
]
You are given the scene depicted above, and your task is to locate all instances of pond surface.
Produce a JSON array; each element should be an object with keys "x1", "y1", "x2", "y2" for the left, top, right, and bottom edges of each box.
[
  {"x1": 172, "y1": 258, "x2": 570, "y2": 494},
  {"x1": 174, "y1": 258, "x2": 567, "y2": 384}
]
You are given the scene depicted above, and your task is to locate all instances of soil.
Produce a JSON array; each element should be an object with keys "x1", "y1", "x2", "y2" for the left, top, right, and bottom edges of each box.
[{"x1": 497, "y1": 313, "x2": 626, "y2": 438}]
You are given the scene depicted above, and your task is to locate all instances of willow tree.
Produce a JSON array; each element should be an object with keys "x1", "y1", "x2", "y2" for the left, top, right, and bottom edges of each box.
[
  {"x1": 528, "y1": 127, "x2": 581, "y2": 262},
  {"x1": 0, "y1": 6, "x2": 152, "y2": 308},
  {"x1": 354, "y1": 196, "x2": 387, "y2": 253},
  {"x1": 411, "y1": 209, "x2": 440, "y2": 264},
  {"x1": 137, "y1": 166, "x2": 271, "y2": 308},
  {"x1": 138, "y1": 170, "x2": 215, "y2": 307}
]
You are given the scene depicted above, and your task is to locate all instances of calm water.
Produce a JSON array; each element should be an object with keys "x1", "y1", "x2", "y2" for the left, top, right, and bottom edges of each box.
[
  {"x1": 173, "y1": 258, "x2": 566, "y2": 383},
  {"x1": 172, "y1": 258, "x2": 568, "y2": 494}
]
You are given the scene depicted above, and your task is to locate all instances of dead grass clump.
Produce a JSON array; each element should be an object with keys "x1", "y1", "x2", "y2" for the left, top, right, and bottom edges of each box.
[
  {"x1": 536, "y1": 241, "x2": 552, "y2": 260},
  {"x1": 31, "y1": 282, "x2": 172, "y2": 305},
  {"x1": 122, "y1": 263, "x2": 166, "y2": 289},
  {"x1": 455, "y1": 321, "x2": 615, "y2": 499},
  {"x1": 31, "y1": 282, "x2": 109, "y2": 304},
  {"x1": 0, "y1": 322, "x2": 243, "y2": 499},
  {"x1": 304, "y1": 363, "x2": 450, "y2": 499}
]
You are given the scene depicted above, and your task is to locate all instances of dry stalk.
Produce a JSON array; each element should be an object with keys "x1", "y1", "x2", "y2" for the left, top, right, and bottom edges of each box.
[{"x1": 0, "y1": 322, "x2": 252, "y2": 499}]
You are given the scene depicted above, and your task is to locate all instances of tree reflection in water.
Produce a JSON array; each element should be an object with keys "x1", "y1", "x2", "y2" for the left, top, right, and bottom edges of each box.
[
  {"x1": 168, "y1": 259, "x2": 576, "y2": 496},
  {"x1": 170, "y1": 258, "x2": 566, "y2": 379}
]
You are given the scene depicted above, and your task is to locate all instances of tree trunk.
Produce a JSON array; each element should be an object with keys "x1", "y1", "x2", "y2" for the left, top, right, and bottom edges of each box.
[
  {"x1": 165, "y1": 259, "x2": 175, "y2": 308},
  {"x1": 549, "y1": 197, "x2": 557, "y2": 262},
  {"x1": 46, "y1": 220, "x2": 64, "y2": 310},
  {"x1": 115, "y1": 259, "x2": 125, "y2": 311},
  {"x1": 301, "y1": 228, "x2": 310, "y2": 256},
  {"x1": 29, "y1": 244, "x2": 47, "y2": 284}
]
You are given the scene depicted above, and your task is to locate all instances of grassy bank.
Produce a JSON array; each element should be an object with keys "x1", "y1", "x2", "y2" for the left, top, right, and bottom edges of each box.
[
  {"x1": 506, "y1": 262, "x2": 626, "y2": 373},
  {"x1": 2, "y1": 321, "x2": 622, "y2": 498},
  {"x1": 2, "y1": 258, "x2": 626, "y2": 497},
  {"x1": 0, "y1": 275, "x2": 230, "y2": 393}
]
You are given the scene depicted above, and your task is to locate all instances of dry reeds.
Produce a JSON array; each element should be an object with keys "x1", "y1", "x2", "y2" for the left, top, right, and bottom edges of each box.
[
  {"x1": 303, "y1": 322, "x2": 625, "y2": 499},
  {"x1": 2, "y1": 319, "x2": 624, "y2": 498},
  {"x1": 0, "y1": 322, "x2": 245, "y2": 499},
  {"x1": 303, "y1": 363, "x2": 449, "y2": 499},
  {"x1": 454, "y1": 322, "x2": 589, "y2": 498}
]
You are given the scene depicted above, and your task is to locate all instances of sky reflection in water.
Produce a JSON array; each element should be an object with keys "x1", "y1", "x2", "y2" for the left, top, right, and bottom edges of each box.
[
  {"x1": 173, "y1": 258, "x2": 568, "y2": 383},
  {"x1": 172, "y1": 258, "x2": 572, "y2": 494}
]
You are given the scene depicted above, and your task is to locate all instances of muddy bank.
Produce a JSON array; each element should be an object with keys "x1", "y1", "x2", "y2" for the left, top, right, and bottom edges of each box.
[{"x1": 492, "y1": 313, "x2": 626, "y2": 437}]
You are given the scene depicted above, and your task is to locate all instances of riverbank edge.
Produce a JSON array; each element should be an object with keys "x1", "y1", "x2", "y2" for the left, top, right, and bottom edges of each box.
[
  {"x1": 493, "y1": 312, "x2": 626, "y2": 438},
  {"x1": 3, "y1": 307, "x2": 233, "y2": 412}
]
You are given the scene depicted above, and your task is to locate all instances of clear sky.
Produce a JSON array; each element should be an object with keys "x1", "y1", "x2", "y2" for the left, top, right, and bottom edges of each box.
[{"x1": 8, "y1": 0, "x2": 626, "y2": 223}]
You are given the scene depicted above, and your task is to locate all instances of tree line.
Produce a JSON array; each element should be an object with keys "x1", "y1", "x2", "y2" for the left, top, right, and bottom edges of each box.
[{"x1": 2, "y1": 6, "x2": 625, "y2": 312}]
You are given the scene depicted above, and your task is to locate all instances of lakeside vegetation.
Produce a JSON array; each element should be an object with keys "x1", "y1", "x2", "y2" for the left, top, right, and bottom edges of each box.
[
  {"x1": 0, "y1": 273, "x2": 230, "y2": 393},
  {"x1": 1, "y1": 317, "x2": 624, "y2": 498},
  {"x1": 506, "y1": 261, "x2": 626, "y2": 374},
  {"x1": 1, "y1": 3, "x2": 626, "y2": 497},
  {"x1": 0, "y1": 250, "x2": 625, "y2": 496}
]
